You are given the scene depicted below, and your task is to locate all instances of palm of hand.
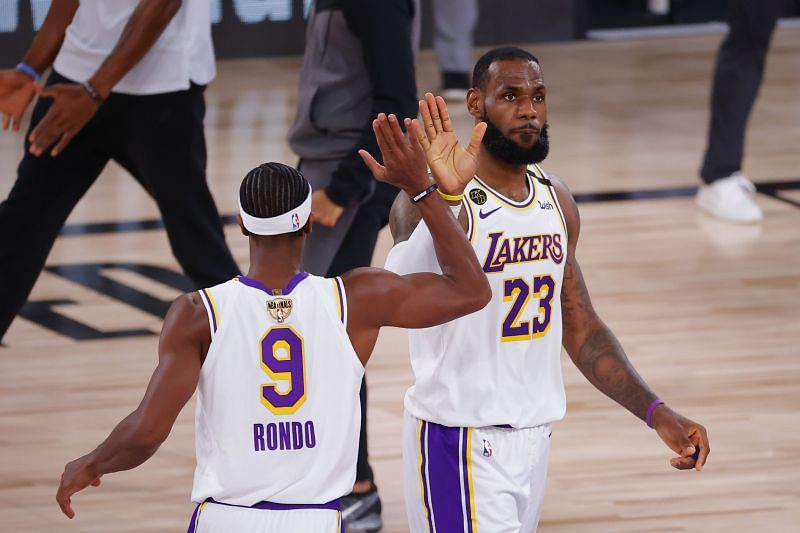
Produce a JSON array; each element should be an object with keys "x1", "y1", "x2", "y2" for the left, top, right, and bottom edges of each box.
[
  {"x1": 0, "y1": 72, "x2": 35, "y2": 113},
  {"x1": 426, "y1": 132, "x2": 478, "y2": 194}
]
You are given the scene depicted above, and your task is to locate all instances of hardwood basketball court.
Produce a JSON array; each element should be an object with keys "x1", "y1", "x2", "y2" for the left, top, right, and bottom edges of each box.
[{"x1": 1, "y1": 28, "x2": 798, "y2": 532}]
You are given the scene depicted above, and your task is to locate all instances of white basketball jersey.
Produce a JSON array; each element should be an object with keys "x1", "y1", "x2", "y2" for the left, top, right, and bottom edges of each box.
[
  {"x1": 191, "y1": 273, "x2": 364, "y2": 506},
  {"x1": 386, "y1": 165, "x2": 568, "y2": 428}
]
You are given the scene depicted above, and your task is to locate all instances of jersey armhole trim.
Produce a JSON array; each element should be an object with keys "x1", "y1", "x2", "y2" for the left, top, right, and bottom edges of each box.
[
  {"x1": 463, "y1": 197, "x2": 476, "y2": 244},
  {"x1": 537, "y1": 166, "x2": 569, "y2": 243},
  {"x1": 198, "y1": 288, "x2": 219, "y2": 336},
  {"x1": 332, "y1": 277, "x2": 347, "y2": 326}
]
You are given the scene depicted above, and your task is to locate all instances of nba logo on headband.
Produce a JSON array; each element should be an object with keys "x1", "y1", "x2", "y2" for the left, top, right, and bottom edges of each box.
[{"x1": 238, "y1": 186, "x2": 312, "y2": 235}]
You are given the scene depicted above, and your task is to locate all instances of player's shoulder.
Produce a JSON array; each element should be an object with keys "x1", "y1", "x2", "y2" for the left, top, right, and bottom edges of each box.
[
  {"x1": 340, "y1": 267, "x2": 395, "y2": 295},
  {"x1": 529, "y1": 164, "x2": 580, "y2": 240},
  {"x1": 530, "y1": 164, "x2": 575, "y2": 208},
  {"x1": 178, "y1": 292, "x2": 207, "y2": 312}
]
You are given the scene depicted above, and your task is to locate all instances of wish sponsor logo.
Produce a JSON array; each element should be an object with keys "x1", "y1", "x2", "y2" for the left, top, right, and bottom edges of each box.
[{"x1": 538, "y1": 200, "x2": 554, "y2": 210}]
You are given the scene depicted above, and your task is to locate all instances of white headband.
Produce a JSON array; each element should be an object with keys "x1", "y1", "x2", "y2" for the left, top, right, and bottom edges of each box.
[{"x1": 238, "y1": 187, "x2": 312, "y2": 235}]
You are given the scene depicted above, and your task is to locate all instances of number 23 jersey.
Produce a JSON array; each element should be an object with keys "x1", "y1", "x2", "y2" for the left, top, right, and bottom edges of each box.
[{"x1": 386, "y1": 166, "x2": 568, "y2": 428}]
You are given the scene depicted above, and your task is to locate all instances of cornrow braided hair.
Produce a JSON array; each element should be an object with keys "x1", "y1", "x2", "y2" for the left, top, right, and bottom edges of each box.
[{"x1": 239, "y1": 162, "x2": 310, "y2": 219}]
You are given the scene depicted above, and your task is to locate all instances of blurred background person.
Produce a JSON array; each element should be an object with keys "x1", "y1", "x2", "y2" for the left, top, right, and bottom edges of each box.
[
  {"x1": 287, "y1": 0, "x2": 419, "y2": 530},
  {"x1": 432, "y1": 0, "x2": 478, "y2": 101},
  {"x1": 696, "y1": 0, "x2": 785, "y2": 223},
  {"x1": 0, "y1": 0, "x2": 239, "y2": 343}
]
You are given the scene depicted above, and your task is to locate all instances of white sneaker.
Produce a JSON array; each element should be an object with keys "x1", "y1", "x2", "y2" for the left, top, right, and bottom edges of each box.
[
  {"x1": 440, "y1": 87, "x2": 468, "y2": 102},
  {"x1": 696, "y1": 172, "x2": 763, "y2": 223}
]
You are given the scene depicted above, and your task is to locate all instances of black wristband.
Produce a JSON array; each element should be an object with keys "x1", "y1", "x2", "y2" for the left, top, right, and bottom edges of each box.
[{"x1": 411, "y1": 183, "x2": 438, "y2": 203}]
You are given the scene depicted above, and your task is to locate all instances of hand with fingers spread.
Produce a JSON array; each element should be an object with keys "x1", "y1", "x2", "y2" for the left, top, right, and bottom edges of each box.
[
  {"x1": 359, "y1": 113, "x2": 430, "y2": 195},
  {"x1": 416, "y1": 92, "x2": 486, "y2": 197},
  {"x1": 651, "y1": 404, "x2": 710, "y2": 471},
  {"x1": 29, "y1": 83, "x2": 102, "y2": 158},
  {"x1": 56, "y1": 455, "x2": 103, "y2": 519},
  {"x1": 0, "y1": 69, "x2": 37, "y2": 132}
]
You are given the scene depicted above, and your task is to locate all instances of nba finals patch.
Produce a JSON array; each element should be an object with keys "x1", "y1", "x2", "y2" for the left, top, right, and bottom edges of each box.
[
  {"x1": 470, "y1": 189, "x2": 487, "y2": 205},
  {"x1": 267, "y1": 298, "x2": 293, "y2": 323}
]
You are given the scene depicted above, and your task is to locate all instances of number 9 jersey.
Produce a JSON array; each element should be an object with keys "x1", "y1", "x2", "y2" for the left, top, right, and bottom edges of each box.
[
  {"x1": 191, "y1": 272, "x2": 364, "y2": 507},
  {"x1": 386, "y1": 166, "x2": 568, "y2": 429}
]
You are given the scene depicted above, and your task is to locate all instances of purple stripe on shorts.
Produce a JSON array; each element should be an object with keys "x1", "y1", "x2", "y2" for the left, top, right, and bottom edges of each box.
[
  {"x1": 206, "y1": 497, "x2": 340, "y2": 511},
  {"x1": 426, "y1": 421, "x2": 469, "y2": 532},
  {"x1": 419, "y1": 422, "x2": 435, "y2": 533},
  {"x1": 186, "y1": 503, "x2": 201, "y2": 533},
  {"x1": 237, "y1": 272, "x2": 310, "y2": 295},
  {"x1": 460, "y1": 428, "x2": 474, "y2": 533}
]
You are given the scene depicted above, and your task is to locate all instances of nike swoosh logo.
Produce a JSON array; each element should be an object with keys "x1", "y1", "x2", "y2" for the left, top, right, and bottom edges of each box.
[{"x1": 479, "y1": 206, "x2": 501, "y2": 219}]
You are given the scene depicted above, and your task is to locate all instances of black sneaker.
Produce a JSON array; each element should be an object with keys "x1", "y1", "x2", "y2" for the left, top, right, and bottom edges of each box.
[{"x1": 340, "y1": 485, "x2": 382, "y2": 532}]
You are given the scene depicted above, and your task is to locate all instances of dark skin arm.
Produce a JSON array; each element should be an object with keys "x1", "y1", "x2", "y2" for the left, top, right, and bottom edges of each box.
[
  {"x1": 553, "y1": 177, "x2": 710, "y2": 471},
  {"x1": 0, "y1": 0, "x2": 79, "y2": 131},
  {"x1": 30, "y1": 0, "x2": 184, "y2": 157},
  {"x1": 56, "y1": 293, "x2": 210, "y2": 518},
  {"x1": 345, "y1": 112, "x2": 490, "y2": 362}
]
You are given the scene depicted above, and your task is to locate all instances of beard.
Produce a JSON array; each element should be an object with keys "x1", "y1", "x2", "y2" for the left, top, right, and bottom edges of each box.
[{"x1": 481, "y1": 114, "x2": 550, "y2": 166}]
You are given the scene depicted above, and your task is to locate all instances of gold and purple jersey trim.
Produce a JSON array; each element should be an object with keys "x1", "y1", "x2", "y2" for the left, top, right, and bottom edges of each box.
[
  {"x1": 473, "y1": 173, "x2": 536, "y2": 210},
  {"x1": 235, "y1": 272, "x2": 309, "y2": 296},
  {"x1": 332, "y1": 277, "x2": 347, "y2": 325},
  {"x1": 186, "y1": 500, "x2": 209, "y2": 533},
  {"x1": 463, "y1": 198, "x2": 476, "y2": 244},
  {"x1": 198, "y1": 288, "x2": 219, "y2": 334},
  {"x1": 533, "y1": 164, "x2": 569, "y2": 242},
  {"x1": 416, "y1": 420, "x2": 478, "y2": 532}
]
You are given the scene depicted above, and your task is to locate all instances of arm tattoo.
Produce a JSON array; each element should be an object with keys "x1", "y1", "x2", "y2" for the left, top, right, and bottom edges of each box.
[
  {"x1": 576, "y1": 324, "x2": 654, "y2": 421},
  {"x1": 562, "y1": 254, "x2": 656, "y2": 421}
]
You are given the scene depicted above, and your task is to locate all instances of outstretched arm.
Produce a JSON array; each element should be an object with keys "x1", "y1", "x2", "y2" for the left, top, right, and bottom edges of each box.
[
  {"x1": 554, "y1": 178, "x2": 710, "y2": 471},
  {"x1": 56, "y1": 293, "x2": 210, "y2": 518},
  {"x1": 344, "y1": 113, "x2": 490, "y2": 362},
  {"x1": 30, "y1": 0, "x2": 185, "y2": 157},
  {"x1": 0, "y1": 0, "x2": 78, "y2": 131}
]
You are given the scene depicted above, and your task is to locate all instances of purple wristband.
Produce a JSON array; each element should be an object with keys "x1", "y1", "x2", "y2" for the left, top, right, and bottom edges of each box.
[{"x1": 645, "y1": 399, "x2": 664, "y2": 428}]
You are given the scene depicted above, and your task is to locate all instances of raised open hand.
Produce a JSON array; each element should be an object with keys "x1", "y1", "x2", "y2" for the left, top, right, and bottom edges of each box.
[
  {"x1": 359, "y1": 113, "x2": 430, "y2": 195},
  {"x1": 0, "y1": 69, "x2": 37, "y2": 131},
  {"x1": 417, "y1": 92, "x2": 486, "y2": 196}
]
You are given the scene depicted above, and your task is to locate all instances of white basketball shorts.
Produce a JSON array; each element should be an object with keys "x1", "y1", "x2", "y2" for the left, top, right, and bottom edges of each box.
[
  {"x1": 187, "y1": 499, "x2": 343, "y2": 533},
  {"x1": 403, "y1": 410, "x2": 552, "y2": 533}
]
